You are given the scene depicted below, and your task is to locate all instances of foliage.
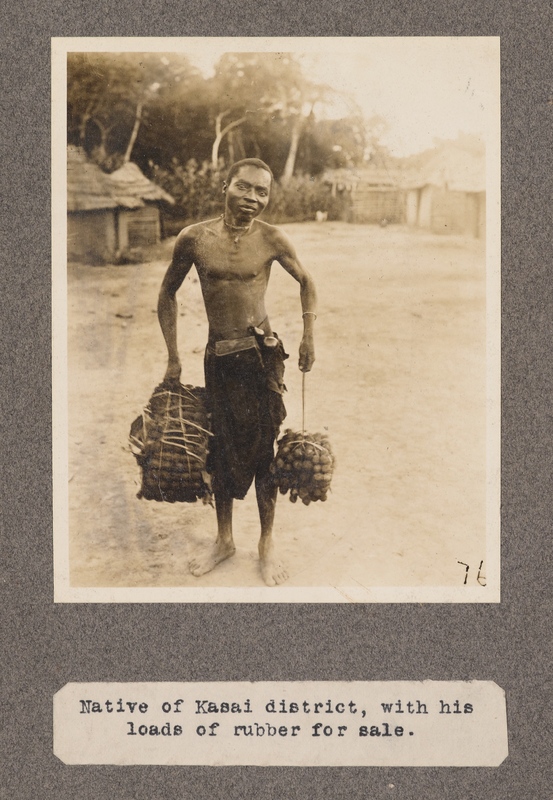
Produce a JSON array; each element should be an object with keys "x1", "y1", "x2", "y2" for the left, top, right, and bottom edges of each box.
[
  {"x1": 67, "y1": 52, "x2": 203, "y2": 171},
  {"x1": 304, "y1": 116, "x2": 366, "y2": 172},
  {"x1": 67, "y1": 51, "x2": 375, "y2": 182},
  {"x1": 153, "y1": 160, "x2": 350, "y2": 232},
  {"x1": 151, "y1": 160, "x2": 224, "y2": 229},
  {"x1": 67, "y1": 51, "x2": 392, "y2": 226},
  {"x1": 363, "y1": 114, "x2": 397, "y2": 168},
  {"x1": 263, "y1": 175, "x2": 350, "y2": 223}
]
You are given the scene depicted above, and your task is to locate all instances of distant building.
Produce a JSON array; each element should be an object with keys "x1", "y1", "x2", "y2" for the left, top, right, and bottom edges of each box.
[
  {"x1": 403, "y1": 143, "x2": 486, "y2": 238},
  {"x1": 322, "y1": 143, "x2": 486, "y2": 238},
  {"x1": 66, "y1": 146, "x2": 174, "y2": 264},
  {"x1": 323, "y1": 167, "x2": 404, "y2": 224}
]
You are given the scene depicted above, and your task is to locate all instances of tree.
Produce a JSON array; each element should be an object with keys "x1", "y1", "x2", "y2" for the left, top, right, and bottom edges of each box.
[
  {"x1": 309, "y1": 116, "x2": 366, "y2": 171},
  {"x1": 211, "y1": 110, "x2": 247, "y2": 168},
  {"x1": 67, "y1": 52, "x2": 201, "y2": 171},
  {"x1": 207, "y1": 52, "x2": 339, "y2": 180},
  {"x1": 67, "y1": 50, "x2": 382, "y2": 190},
  {"x1": 206, "y1": 53, "x2": 289, "y2": 170},
  {"x1": 362, "y1": 114, "x2": 395, "y2": 168}
]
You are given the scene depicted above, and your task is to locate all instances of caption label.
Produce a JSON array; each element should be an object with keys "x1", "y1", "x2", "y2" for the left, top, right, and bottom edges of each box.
[{"x1": 54, "y1": 680, "x2": 507, "y2": 766}]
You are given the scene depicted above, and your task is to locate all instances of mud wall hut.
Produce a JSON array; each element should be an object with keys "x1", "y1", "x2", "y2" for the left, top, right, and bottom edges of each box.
[
  {"x1": 404, "y1": 144, "x2": 486, "y2": 238},
  {"x1": 349, "y1": 168, "x2": 404, "y2": 224},
  {"x1": 108, "y1": 162, "x2": 174, "y2": 249},
  {"x1": 323, "y1": 167, "x2": 404, "y2": 224},
  {"x1": 67, "y1": 145, "x2": 119, "y2": 264}
]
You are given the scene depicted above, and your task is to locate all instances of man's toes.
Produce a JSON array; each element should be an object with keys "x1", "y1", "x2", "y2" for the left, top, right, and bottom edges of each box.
[{"x1": 261, "y1": 560, "x2": 289, "y2": 586}]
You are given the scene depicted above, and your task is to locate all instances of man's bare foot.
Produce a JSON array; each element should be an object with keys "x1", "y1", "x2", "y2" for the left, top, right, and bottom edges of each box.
[
  {"x1": 189, "y1": 539, "x2": 236, "y2": 577},
  {"x1": 259, "y1": 541, "x2": 289, "y2": 586}
]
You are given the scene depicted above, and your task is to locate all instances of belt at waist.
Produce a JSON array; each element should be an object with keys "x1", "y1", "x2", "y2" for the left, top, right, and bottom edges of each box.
[{"x1": 207, "y1": 335, "x2": 258, "y2": 356}]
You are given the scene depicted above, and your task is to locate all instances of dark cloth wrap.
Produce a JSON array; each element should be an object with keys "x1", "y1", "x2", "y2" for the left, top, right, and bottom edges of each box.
[{"x1": 204, "y1": 335, "x2": 287, "y2": 499}]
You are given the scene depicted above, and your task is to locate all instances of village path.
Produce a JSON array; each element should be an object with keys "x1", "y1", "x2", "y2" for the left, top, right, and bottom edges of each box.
[{"x1": 65, "y1": 223, "x2": 488, "y2": 598}]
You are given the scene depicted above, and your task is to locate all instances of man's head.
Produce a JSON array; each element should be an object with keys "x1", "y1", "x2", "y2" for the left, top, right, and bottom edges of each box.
[
  {"x1": 223, "y1": 159, "x2": 274, "y2": 223},
  {"x1": 226, "y1": 158, "x2": 274, "y2": 187}
]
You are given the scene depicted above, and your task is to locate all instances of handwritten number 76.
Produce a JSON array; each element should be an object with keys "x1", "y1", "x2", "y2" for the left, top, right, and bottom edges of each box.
[{"x1": 457, "y1": 560, "x2": 486, "y2": 586}]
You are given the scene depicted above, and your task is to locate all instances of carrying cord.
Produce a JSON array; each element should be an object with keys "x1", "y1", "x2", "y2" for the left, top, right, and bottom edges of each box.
[{"x1": 302, "y1": 371, "x2": 306, "y2": 438}]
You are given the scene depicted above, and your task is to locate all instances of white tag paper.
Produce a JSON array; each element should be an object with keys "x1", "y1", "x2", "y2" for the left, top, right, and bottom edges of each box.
[{"x1": 54, "y1": 680, "x2": 507, "y2": 766}]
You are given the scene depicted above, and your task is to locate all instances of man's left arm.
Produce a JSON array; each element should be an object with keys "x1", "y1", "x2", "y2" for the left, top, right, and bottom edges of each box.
[{"x1": 274, "y1": 230, "x2": 317, "y2": 372}]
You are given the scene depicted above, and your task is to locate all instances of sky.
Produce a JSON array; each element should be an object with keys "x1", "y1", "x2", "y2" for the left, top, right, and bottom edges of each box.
[{"x1": 183, "y1": 37, "x2": 499, "y2": 157}]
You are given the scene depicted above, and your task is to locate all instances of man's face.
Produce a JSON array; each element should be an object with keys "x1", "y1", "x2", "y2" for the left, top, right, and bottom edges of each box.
[{"x1": 224, "y1": 166, "x2": 271, "y2": 222}]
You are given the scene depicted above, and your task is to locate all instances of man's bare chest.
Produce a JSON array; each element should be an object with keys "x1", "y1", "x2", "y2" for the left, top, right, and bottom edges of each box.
[{"x1": 193, "y1": 229, "x2": 276, "y2": 281}]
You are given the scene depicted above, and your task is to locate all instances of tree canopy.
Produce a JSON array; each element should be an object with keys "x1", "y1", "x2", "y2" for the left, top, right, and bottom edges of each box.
[{"x1": 67, "y1": 51, "x2": 375, "y2": 180}]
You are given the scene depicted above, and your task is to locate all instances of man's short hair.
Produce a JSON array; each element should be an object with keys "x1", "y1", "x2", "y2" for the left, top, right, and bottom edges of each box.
[{"x1": 226, "y1": 158, "x2": 274, "y2": 186}]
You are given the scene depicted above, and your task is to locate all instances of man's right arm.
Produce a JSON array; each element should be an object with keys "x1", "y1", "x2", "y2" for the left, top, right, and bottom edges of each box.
[{"x1": 157, "y1": 228, "x2": 195, "y2": 383}]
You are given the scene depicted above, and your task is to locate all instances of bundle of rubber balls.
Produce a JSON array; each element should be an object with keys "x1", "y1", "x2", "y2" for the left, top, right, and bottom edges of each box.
[
  {"x1": 270, "y1": 428, "x2": 335, "y2": 505},
  {"x1": 129, "y1": 382, "x2": 212, "y2": 504}
]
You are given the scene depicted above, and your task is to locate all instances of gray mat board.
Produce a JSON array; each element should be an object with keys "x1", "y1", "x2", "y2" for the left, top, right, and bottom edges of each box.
[{"x1": 2, "y1": 1, "x2": 552, "y2": 797}]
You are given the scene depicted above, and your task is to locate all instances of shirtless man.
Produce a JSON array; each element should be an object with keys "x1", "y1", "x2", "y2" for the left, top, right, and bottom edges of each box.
[{"x1": 158, "y1": 158, "x2": 317, "y2": 586}]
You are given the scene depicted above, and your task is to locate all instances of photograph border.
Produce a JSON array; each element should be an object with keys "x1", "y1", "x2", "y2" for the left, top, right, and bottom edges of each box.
[{"x1": 53, "y1": 36, "x2": 501, "y2": 603}]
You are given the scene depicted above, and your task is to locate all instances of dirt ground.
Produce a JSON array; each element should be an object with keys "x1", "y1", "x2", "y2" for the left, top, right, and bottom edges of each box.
[{"x1": 65, "y1": 222, "x2": 488, "y2": 594}]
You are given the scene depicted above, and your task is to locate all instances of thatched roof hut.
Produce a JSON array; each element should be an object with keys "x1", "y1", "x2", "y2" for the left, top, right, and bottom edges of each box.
[
  {"x1": 67, "y1": 148, "x2": 175, "y2": 262},
  {"x1": 67, "y1": 146, "x2": 121, "y2": 263},
  {"x1": 404, "y1": 144, "x2": 485, "y2": 193},
  {"x1": 108, "y1": 162, "x2": 174, "y2": 250},
  {"x1": 108, "y1": 162, "x2": 174, "y2": 207},
  {"x1": 403, "y1": 144, "x2": 486, "y2": 238},
  {"x1": 67, "y1": 145, "x2": 118, "y2": 213}
]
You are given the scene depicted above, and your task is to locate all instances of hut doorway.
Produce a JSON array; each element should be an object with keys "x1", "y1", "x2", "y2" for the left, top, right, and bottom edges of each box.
[{"x1": 123, "y1": 205, "x2": 162, "y2": 248}]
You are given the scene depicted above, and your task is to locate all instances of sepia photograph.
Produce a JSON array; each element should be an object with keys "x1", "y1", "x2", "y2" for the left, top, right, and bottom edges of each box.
[{"x1": 52, "y1": 37, "x2": 500, "y2": 602}]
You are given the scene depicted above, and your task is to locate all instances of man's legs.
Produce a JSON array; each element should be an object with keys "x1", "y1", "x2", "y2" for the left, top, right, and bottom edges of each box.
[
  {"x1": 256, "y1": 462, "x2": 289, "y2": 586},
  {"x1": 189, "y1": 489, "x2": 236, "y2": 576}
]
